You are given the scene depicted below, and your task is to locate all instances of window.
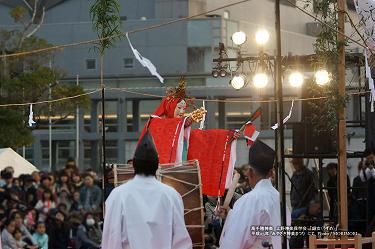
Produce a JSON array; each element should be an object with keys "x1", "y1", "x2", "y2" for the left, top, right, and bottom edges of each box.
[
  {"x1": 123, "y1": 58, "x2": 134, "y2": 69},
  {"x1": 223, "y1": 10, "x2": 230, "y2": 19},
  {"x1": 187, "y1": 48, "x2": 204, "y2": 73},
  {"x1": 313, "y1": 0, "x2": 320, "y2": 13},
  {"x1": 347, "y1": 0, "x2": 356, "y2": 11},
  {"x1": 280, "y1": 0, "x2": 296, "y2": 6},
  {"x1": 86, "y1": 59, "x2": 96, "y2": 70}
]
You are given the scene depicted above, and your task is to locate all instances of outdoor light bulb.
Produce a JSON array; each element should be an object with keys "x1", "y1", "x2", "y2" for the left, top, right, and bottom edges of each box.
[
  {"x1": 315, "y1": 70, "x2": 330, "y2": 85},
  {"x1": 212, "y1": 70, "x2": 219, "y2": 78},
  {"x1": 253, "y1": 73, "x2": 268, "y2": 88},
  {"x1": 220, "y1": 69, "x2": 227, "y2": 77},
  {"x1": 232, "y1": 31, "x2": 247, "y2": 46},
  {"x1": 231, "y1": 75, "x2": 246, "y2": 89},
  {"x1": 289, "y1": 72, "x2": 304, "y2": 87},
  {"x1": 255, "y1": 30, "x2": 270, "y2": 46}
]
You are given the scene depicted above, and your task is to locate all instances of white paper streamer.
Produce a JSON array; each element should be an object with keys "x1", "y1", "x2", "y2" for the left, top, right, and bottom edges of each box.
[
  {"x1": 271, "y1": 100, "x2": 294, "y2": 130},
  {"x1": 355, "y1": 1, "x2": 375, "y2": 111},
  {"x1": 365, "y1": 50, "x2": 375, "y2": 112},
  {"x1": 244, "y1": 130, "x2": 260, "y2": 142},
  {"x1": 199, "y1": 101, "x2": 206, "y2": 130},
  {"x1": 28, "y1": 104, "x2": 36, "y2": 127},
  {"x1": 126, "y1": 33, "x2": 164, "y2": 83}
]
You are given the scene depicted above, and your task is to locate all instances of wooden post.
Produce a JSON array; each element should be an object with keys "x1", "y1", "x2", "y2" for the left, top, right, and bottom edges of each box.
[
  {"x1": 355, "y1": 235, "x2": 362, "y2": 249},
  {"x1": 372, "y1": 232, "x2": 375, "y2": 249},
  {"x1": 309, "y1": 235, "x2": 316, "y2": 249},
  {"x1": 275, "y1": 1, "x2": 287, "y2": 249},
  {"x1": 337, "y1": 0, "x2": 348, "y2": 233}
]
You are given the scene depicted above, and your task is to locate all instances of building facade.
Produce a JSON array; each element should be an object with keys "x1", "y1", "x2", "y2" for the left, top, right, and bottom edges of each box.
[{"x1": 0, "y1": 0, "x2": 366, "y2": 184}]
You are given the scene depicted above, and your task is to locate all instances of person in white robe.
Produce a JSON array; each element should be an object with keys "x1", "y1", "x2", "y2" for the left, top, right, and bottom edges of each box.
[
  {"x1": 101, "y1": 131, "x2": 192, "y2": 249},
  {"x1": 220, "y1": 140, "x2": 290, "y2": 249}
]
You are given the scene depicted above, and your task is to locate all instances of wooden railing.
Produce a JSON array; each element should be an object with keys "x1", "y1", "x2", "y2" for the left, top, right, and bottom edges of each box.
[{"x1": 309, "y1": 232, "x2": 375, "y2": 249}]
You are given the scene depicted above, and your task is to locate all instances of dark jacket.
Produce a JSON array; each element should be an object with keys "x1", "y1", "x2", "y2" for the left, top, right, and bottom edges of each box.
[
  {"x1": 79, "y1": 185, "x2": 102, "y2": 212},
  {"x1": 326, "y1": 174, "x2": 350, "y2": 221},
  {"x1": 46, "y1": 217, "x2": 70, "y2": 249},
  {"x1": 352, "y1": 175, "x2": 367, "y2": 200},
  {"x1": 75, "y1": 224, "x2": 101, "y2": 249},
  {"x1": 290, "y1": 167, "x2": 317, "y2": 210}
]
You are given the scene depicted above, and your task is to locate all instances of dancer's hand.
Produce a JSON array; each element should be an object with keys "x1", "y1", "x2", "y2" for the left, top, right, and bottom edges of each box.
[
  {"x1": 184, "y1": 117, "x2": 193, "y2": 127},
  {"x1": 233, "y1": 131, "x2": 241, "y2": 140},
  {"x1": 217, "y1": 206, "x2": 230, "y2": 219}
]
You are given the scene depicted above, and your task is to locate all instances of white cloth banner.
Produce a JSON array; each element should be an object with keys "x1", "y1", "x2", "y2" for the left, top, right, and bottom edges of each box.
[
  {"x1": 355, "y1": 1, "x2": 375, "y2": 111},
  {"x1": 271, "y1": 100, "x2": 294, "y2": 130},
  {"x1": 126, "y1": 33, "x2": 164, "y2": 83},
  {"x1": 365, "y1": 50, "x2": 375, "y2": 112},
  {"x1": 28, "y1": 104, "x2": 36, "y2": 127}
]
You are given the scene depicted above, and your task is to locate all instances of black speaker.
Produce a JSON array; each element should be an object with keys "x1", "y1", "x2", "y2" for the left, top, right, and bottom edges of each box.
[
  {"x1": 292, "y1": 122, "x2": 337, "y2": 154},
  {"x1": 294, "y1": 80, "x2": 337, "y2": 154}
]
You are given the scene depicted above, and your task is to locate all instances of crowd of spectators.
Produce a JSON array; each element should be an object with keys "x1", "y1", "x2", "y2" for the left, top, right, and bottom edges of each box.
[
  {"x1": 3, "y1": 151, "x2": 375, "y2": 249},
  {"x1": 0, "y1": 159, "x2": 102, "y2": 249}
]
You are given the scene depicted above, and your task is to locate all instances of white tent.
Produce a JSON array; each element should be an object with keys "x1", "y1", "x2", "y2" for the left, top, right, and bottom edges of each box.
[{"x1": 0, "y1": 148, "x2": 39, "y2": 177}]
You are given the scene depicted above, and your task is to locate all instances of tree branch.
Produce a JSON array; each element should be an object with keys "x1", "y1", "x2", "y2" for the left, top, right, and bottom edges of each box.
[
  {"x1": 51, "y1": 113, "x2": 72, "y2": 124},
  {"x1": 26, "y1": 7, "x2": 45, "y2": 38},
  {"x1": 17, "y1": 0, "x2": 42, "y2": 49},
  {"x1": 21, "y1": 0, "x2": 33, "y2": 11},
  {"x1": 345, "y1": 11, "x2": 374, "y2": 57}
]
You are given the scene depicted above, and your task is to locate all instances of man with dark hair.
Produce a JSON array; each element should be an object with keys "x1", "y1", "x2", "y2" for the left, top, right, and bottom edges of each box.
[
  {"x1": 80, "y1": 174, "x2": 102, "y2": 213},
  {"x1": 102, "y1": 131, "x2": 192, "y2": 249},
  {"x1": 326, "y1": 162, "x2": 350, "y2": 222},
  {"x1": 219, "y1": 140, "x2": 290, "y2": 249},
  {"x1": 362, "y1": 148, "x2": 375, "y2": 225},
  {"x1": 290, "y1": 158, "x2": 317, "y2": 210},
  {"x1": 46, "y1": 209, "x2": 70, "y2": 249}
]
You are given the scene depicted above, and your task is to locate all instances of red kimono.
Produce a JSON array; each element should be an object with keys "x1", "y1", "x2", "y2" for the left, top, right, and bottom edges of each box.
[{"x1": 138, "y1": 97, "x2": 236, "y2": 196}]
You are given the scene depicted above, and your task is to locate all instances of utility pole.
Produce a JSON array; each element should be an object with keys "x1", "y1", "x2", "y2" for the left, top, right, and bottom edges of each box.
[
  {"x1": 337, "y1": 0, "x2": 348, "y2": 232},
  {"x1": 49, "y1": 60, "x2": 52, "y2": 172},
  {"x1": 275, "y1": 1, "x2": 287, "y2": 249},
  {"x1": 76, "y1": 75, "x2": 80, "y2": 166}
]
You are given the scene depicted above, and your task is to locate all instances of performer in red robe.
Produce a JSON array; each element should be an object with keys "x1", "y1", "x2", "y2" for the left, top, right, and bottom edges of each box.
[
  {"x1": 139, "y1": 78, "x2": 193, "y2": 165},
  {"x1": 139, "y1": 77, "x2": 239, "y2": 196}
]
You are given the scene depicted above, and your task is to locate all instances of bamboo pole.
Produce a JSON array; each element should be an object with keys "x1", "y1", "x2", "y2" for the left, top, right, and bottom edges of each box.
[{"x1": 337, "y1": 0, "x2": 348, "y2": 233}]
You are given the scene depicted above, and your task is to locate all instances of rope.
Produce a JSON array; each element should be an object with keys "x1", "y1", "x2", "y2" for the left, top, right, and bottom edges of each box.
[
  {"x1": 107, "y1": 87, "x2": 368, "y2": 103},
  {"x1": 0, "y1": 87, "x2": 368, "y2": 108},
  {"x1": 0, "y1": 89, "x2": 100, "y2": 107},
  {"x1": 158, "y1": 174, "x2": 198, "y2": 187},
  {"x1": 181, "y1": 185, "x2": 201, "y2": 198},
  {"x1": 184, "y1": 206, "x2": 205, "y2": 216},
  {"x1": 186, "y1": 225, "x2": 205, "y2": 228},
  {"x1": 192, "y1": 243, "x2": 205, "y2": 247}
]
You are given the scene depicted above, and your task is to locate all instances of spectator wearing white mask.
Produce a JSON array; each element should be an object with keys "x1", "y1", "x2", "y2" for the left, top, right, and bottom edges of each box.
[{"x1": 75, "y1": 213, "x2": 101, "y2": 249}]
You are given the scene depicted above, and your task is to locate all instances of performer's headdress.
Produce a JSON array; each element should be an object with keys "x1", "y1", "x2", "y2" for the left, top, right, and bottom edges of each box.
[
  {"x1": 133, "y1": 130, "x2": 159, "y2": 175},
  {"x1": 248, "y1": 140, "x2": 275, "y2": 176},
  {"x1": 153, "y1": 76, "x2": 194, "y2": 118}
]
